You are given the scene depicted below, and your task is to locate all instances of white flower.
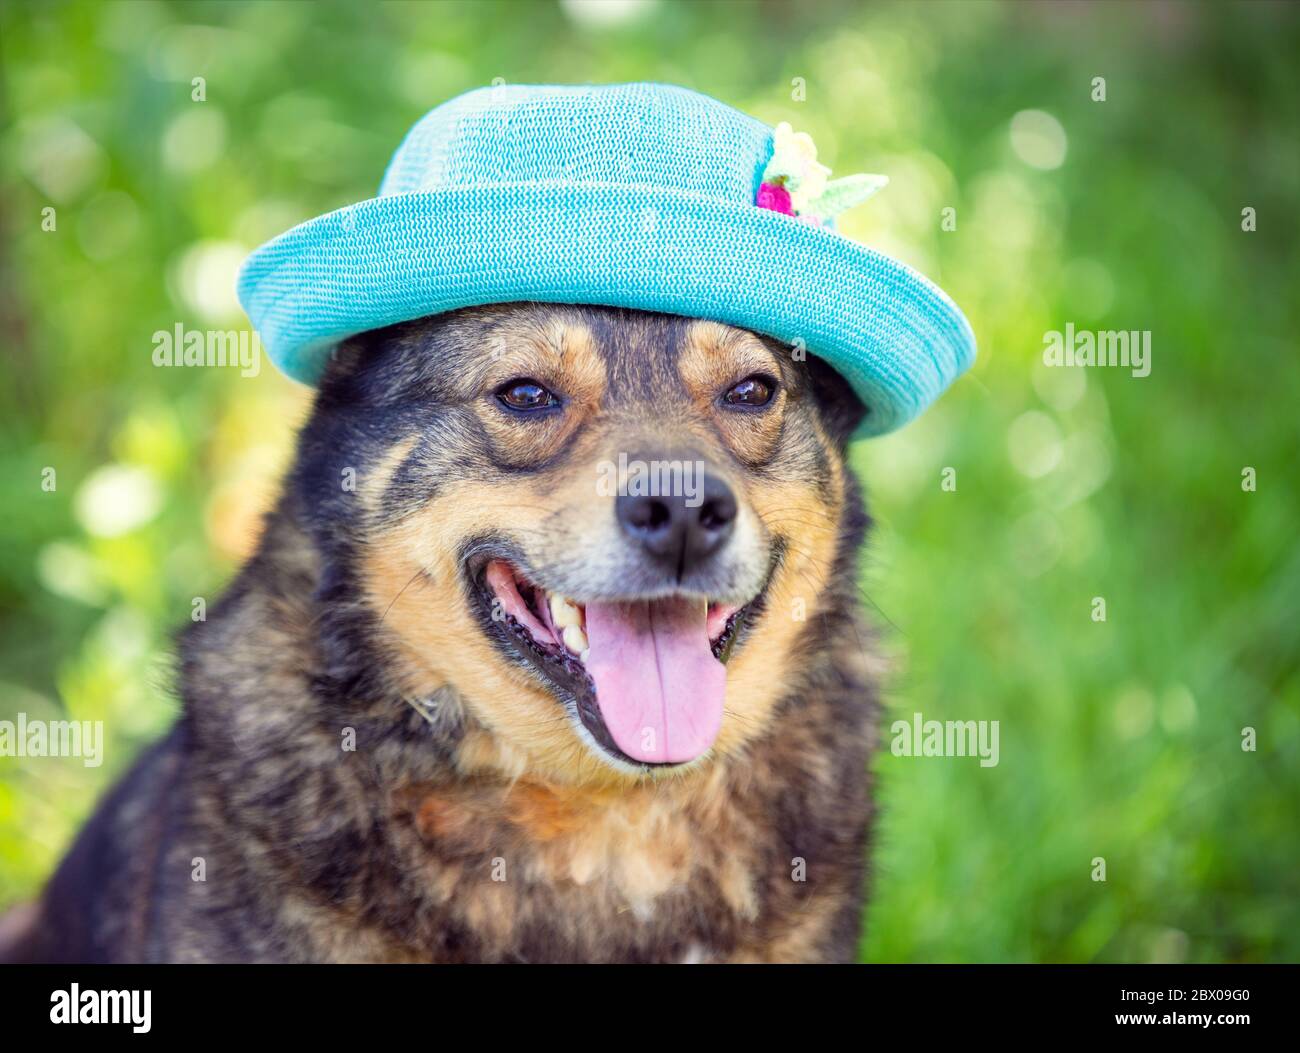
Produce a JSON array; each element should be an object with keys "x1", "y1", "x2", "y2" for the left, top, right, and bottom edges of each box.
[{"x1": 763, "y1": 122, "x2": 832, "y2": 212}]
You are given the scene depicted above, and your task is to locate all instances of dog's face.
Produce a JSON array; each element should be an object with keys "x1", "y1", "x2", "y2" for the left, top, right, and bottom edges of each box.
[{"x1": 300, "y1": 303, "x2": 865, "y2": 785}]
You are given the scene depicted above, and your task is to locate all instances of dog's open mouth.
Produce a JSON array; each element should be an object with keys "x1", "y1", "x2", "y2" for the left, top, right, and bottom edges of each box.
[{"x1": 475, "y1": 558, "x2": 760, "y2": 769}]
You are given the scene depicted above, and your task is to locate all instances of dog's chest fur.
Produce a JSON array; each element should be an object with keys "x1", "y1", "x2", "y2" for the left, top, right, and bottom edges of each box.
[{"x1": 377, "y1": 711, "x2": 875, "y2": 963}]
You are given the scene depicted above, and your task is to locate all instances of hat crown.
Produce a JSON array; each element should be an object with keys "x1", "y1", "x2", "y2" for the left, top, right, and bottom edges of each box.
[{"x1": 379, "y1": 82, "x2": 772, "y2": 205}]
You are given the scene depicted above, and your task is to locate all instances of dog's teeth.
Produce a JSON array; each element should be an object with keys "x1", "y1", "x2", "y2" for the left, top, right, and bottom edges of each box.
[
  {"x1": 579, "y1": 648, "x2": 590, "y2": 665},
  {"x1": 550, "y1": 593, "x2": 583, "y2": 629},
  {"x1": 562, "y1": 624, "x2": 588, "y2": 655}
]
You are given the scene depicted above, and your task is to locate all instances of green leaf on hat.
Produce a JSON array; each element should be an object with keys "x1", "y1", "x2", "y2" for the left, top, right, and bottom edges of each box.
[{"x1": 806, "y1": 173, "x2": 889, "y2": 222}]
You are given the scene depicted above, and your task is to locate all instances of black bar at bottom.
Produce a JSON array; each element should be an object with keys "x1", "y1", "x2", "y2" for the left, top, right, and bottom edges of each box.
[{"x1": 1, "y1": 963, "x2": 1291, "y2": 1039}]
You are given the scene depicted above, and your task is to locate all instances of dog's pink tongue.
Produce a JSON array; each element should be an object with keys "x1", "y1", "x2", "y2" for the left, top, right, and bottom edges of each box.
[{"x1": 583, "y1": 597, "x2": 725, "y2": 764}]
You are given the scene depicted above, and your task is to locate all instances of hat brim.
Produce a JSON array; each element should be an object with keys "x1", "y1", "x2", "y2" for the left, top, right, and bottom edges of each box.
[{"x1": 237, "y1": 183, "x2": 975, "y2": 436}]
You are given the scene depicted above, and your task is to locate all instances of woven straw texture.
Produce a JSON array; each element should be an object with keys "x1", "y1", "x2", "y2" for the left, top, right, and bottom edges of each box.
[{"x1": 237, "y1": 82, "x2": 975, "y2": 435}]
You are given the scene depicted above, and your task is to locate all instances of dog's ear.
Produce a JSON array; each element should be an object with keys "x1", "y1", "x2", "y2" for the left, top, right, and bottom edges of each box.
[{"x1": 806, "y1": 354, "x2": 868, "y2": 447}]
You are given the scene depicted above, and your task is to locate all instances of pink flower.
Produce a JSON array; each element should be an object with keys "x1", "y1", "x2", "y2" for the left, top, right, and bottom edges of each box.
[{"x1": 756, "y1": 181, "x2": 793, "y2": 216}]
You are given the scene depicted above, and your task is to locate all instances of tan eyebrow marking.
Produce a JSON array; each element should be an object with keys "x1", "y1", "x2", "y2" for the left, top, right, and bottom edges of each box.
[
  {"x1": 477, "y1": 311, "x2": 606, "y2": 405},
  {"x1": 676, "y1": 320, "x2": 783, "y2": 404}
]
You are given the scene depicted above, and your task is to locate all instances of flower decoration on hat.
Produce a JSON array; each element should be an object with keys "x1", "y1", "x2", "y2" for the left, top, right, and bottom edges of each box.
[{"x1": 757, "y1": 121, "x2": 889, "y2": 225}]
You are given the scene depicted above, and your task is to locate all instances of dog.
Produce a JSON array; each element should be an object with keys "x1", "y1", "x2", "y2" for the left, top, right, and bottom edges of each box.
[{"x1": 5, "y1": 302, "x2": 880, "y2": 963}]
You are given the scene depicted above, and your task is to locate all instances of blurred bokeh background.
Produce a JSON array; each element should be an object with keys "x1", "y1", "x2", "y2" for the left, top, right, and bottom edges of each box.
[{"x1": 1, "y1": 0, "x2": 1297, "y2": 962}]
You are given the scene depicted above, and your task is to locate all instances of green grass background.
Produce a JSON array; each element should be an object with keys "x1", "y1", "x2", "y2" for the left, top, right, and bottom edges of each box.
[{"x1": 1, "y1": 0, "x2": 1297, "y2": 961}]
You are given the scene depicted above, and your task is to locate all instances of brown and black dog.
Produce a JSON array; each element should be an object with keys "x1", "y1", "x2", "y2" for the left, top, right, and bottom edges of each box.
[{"x1": 6, "y1": 302, "x2": 880, "y2": 963}]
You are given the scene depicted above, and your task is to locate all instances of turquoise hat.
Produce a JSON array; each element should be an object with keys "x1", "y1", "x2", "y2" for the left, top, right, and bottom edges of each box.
[{"x1": 237, "y1": 82, "x2": 975, "y2": 435}]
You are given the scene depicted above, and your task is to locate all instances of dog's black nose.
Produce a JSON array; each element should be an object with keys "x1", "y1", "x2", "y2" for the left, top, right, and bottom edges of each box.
[{"x1": 616, "y1": 471, "x2": 737, "y2": 574}]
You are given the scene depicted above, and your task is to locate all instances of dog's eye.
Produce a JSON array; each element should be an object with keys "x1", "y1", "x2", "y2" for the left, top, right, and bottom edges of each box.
[
  {"x1": 496, "y1": 378, "x2": 560, "y2": 412},
  {"x1": 722, "y1": 374, "x2": 776, "y2": 409}
]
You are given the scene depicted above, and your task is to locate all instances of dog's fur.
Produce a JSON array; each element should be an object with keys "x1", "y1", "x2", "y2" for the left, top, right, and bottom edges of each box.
[{"x1": 6, "y1": 303, "x2": 880, "y2": 963}]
